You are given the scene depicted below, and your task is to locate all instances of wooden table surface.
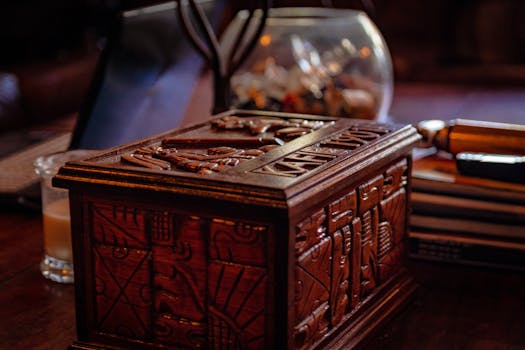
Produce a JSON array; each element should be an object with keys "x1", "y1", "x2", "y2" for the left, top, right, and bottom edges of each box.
[{"x1": 1, "y1": 82, "x2": 525, "y2": 349}]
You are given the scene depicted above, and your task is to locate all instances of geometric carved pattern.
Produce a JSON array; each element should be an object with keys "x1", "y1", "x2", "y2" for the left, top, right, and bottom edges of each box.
[
  {"x1": 87, "y1": 156, "x2": 409, "y2": 350},
  {"x1": 91, "y1": 203, "x2": 151, "y2": 340},
  {"x1": 293, "y1": 209, "x2": 331, "y2": 349},
  {"x1": 123, "y1": 115, "x2": 335, "y2": 175},
  {"x1": 152, "y1": 214, "x2": 207, "y2": 348},
  {"x1": 255, "y1": 148, "x2": 339, "y2": 178},
  {"x1": 360, "y1": 208, "x2": 378, "y2": 299},
  {"x1": 209, "y1": 219, "x2": 267, "y2": 266},
  {"x1": 378, "y1": 189, "x2": 407, "y2": 282},
  {"x1": 94, "y1": 245, "x2": 151, "y2": 339},
  {"x1": 294, "y1": 301, "x2": 329, "y2": 350},
  {"x1": 380, "y1": 189, "x2": 407, "y2": 246},
  {"x1": 358, "y1": 175, "x2": 383, "y2": 215},
  {"x1": 293, "y1": 157, "x2": 409, "y2": 349},
  {"x1": 208, "y1": 219, "x2": 268, "y2": 350},
  {"x1": 295, "y1": 237, "x2": 332, "y2": 321},
  {"x1": 208, "y1": 262, "x2": 267, "y2": 350},
  {"x1": 88, "y1": 199, "x2": 269, "y2": 349},
  {"x1": 122, "y1": 117, "x2": 392, "y2": 179},
  {"x1": 328, "y1": 190, "x2": 356, "y2": 233},
  {"x1": 383, "y1": 159, "x2": 408, "y2": 198},
  {"x1": 91, "y1": 202, "x2": 147, "y2": 248},
  {"x1": 256, "y1": 124, "x2": 391, "y2": 178},
  {"x1": 329, "y1": 229, "x2": 350, "y2": 326},
  {"x1": 321, "y1": 126, "x2": 389, "y2": 150},
  {"x1": 295, "y1": 208, "x2": 327, "y2": 256}
]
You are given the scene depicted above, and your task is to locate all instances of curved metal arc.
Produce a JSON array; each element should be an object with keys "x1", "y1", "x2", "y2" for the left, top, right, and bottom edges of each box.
[
  {"x1": 188, "y1": 0, "x2": 224, "y2": 74},
  {"x1": 174, "y1": 0, "x2": 270, "y2": 112},
  {"x1": 174, "y1": 0, "x2": 212, "y2": 61},
  {"x1": 229, "y1": 1, "x2": 270, "y2": 75},
  {"x1": 226, "y1": 8, "x2": 256, "y2": 73}
]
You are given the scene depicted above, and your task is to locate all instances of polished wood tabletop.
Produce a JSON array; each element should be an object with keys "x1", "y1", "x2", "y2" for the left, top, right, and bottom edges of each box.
[
  {"x1": 0, "y1": 210, "x2": 75, "y2": 350},
  {"x1": 1, "y1": 82, "x2": 525, "y2": 349}
]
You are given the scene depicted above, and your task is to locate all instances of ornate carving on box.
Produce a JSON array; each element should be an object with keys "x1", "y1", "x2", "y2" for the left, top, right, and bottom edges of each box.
[
  {"x1": 294, "y1": 236, "x2": 332, "y2": 349},
  {"x1": 255, "y1": 147, "x2": 340, "y2": 178},
  {"x1": 88, "y1": 199, "x2": 270, "y2": 349},
  {"x1": 120, "y1": 115, "x2": 393, "y2": 178},
  {"x1": 350, "y1": 217, "x2": 363, "y2": 309},
  {"x1": 293, "y1": 158, "x2": 409, "y2": 349},
  {"x1": 85, "y1": 152, "x2": 408, "y2": 350},
  {"x1": 152, "y1": 214, "x2": 208, "y2": 348},
  {"x1": 208, "y1": 262, "x2": 267, "y2": 350},
  {"x1": 329, "y1": 229, "x2": 350, "y2": 327},
  {"x1": 121, "y1": 115, "x2": 335, "y2": 174},
  {"x1": 254, "y1": 125, "x2": 391, "y2": 178},
  {"x1": 93, "y1": 245, "x2": 151, "y2": 339},
  {"x1": 377, "y1": 159, "x2": 408, "y2": 283},
  {"x1": 320, "y1": 125, "x2": 389, "y2": 150},
  {"x1": 360, "y1": 208, "x2": 379, "y2": 299},
  {"x1": 208, "y1": 219, "x2": 268, "y2": 350},
  {"x1": 295, "y1": 208, "x2": 327, "y2": 256},
  {"x1": 56, "y1": 110, "x2": 421, "y2": 350},
  {"x1": 91, "y1": 203, "x2": 151, "y2": 340}
]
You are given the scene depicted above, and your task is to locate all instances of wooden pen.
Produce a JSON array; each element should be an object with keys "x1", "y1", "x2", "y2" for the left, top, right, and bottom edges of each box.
[{"x1": 417, "y1": 118, "x2": 525, "y2": 155}]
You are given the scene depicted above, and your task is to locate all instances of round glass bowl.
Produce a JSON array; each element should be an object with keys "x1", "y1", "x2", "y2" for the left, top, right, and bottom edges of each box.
[{"x1": 226, "y1": 7, "x2": 393, "y2": 120}]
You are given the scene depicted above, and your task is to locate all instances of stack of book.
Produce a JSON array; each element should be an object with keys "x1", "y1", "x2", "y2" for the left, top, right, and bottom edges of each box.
[{"x1": 409, "y1": 150, "x2": 525, "y2": 270}]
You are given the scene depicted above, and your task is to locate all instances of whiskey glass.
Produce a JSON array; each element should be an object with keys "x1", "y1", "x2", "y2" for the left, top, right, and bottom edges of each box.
[{"x1": 34, "y1": 149, "x2": 94, "y2": 283}]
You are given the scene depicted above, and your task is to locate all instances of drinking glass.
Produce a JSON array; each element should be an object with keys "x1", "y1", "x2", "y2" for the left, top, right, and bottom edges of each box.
[{"x1": 34, "y1": 149, "x2": 94, "y2": 283}]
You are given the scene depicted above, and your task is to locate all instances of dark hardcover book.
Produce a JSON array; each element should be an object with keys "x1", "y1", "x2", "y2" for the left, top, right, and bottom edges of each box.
[
  {"x1": 411, "y1": 214, "x2": 525, "y2": 239},
  {"x1": 412, "y1": 151, "x2": 525, "y2": 204},
  {"x1": 412, "y1": 191, "x2": 525, "y2": 224},
  {"x1": 409, "y1": 151, "x2": 525, "y2": 270},
  {"x1": 410, "y1": 231, "x2": 525, "y2": 271}
]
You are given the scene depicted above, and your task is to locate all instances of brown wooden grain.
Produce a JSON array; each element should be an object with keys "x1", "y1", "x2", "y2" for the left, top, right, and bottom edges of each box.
[{"x1": 0, "y1": 211, "x2": 76, "y2": 350}]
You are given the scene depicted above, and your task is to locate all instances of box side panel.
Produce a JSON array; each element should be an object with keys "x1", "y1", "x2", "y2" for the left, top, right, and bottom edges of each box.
[
  {"x1": 71, "y1": 193, "x2": 286, "y2": 350},
  {"x1": 290, "y1": 156, "x2": 410, "y2": 350}
]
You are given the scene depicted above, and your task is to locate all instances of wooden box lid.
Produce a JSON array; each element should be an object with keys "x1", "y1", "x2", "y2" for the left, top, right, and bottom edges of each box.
[{"x1": 54, "y1": 110, "x2": 421, "y2": 206}]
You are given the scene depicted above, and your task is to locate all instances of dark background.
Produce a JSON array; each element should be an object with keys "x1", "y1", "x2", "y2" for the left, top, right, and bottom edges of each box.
[{"x1": 1, "y1": 0, "x2": 525, "y2": 130}]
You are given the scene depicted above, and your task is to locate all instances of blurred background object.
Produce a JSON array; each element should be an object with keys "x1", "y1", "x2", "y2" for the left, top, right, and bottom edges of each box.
[
  {"x1": 226, "y1": 7, "x2": 393, "y2": 120},
  {"x1": 235, "y1": 0, "x2": 525, "y2": 84},
  {"x1": 2, "y1": 0, "x2": 525, "y2": 134},
  {"x1": 70, "y1": 0, "x2": 226, "y2": 149},
  {"x1": 0, "y1": 73, "x2": 22, "y2": 129},
  {"x1": 0, "y1": 0, "x2": 113, "y2": 130}
]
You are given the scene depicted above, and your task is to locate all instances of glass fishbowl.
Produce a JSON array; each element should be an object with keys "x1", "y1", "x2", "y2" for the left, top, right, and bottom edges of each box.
[{"x1": 224, "y1": 7, "x2": 393, "y2": 121}]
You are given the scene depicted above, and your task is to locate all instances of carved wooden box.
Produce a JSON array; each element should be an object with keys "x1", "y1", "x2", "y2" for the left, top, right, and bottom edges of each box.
[{"x1": 55, "y1": 110, "x2": 421, "y2": 350}]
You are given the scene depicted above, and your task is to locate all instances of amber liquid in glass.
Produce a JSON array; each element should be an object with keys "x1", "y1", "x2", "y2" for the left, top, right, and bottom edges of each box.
[{"x1": 42, "y1": 198, "x2": 72, "y2": 263}]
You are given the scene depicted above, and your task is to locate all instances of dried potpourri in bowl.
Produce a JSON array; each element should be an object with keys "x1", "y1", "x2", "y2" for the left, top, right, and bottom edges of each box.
[{"x1": 224, "y1": 7, "x2": 393, "y2": 120}]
